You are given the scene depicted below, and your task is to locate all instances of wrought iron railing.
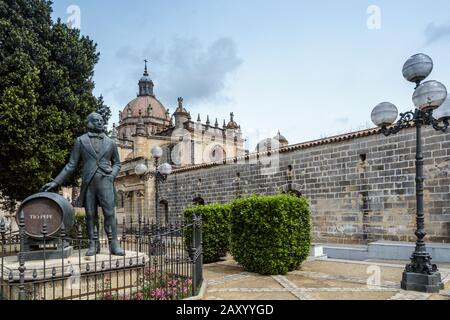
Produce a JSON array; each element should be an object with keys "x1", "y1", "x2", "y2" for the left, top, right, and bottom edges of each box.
[{"x1": 0, "y1": 214, "x2": 203, "y2": 300}]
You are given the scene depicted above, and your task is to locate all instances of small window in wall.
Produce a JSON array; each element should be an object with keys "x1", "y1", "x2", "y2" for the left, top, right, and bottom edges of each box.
[
  {"x1": 193, "y1": 197, "x2": 205, "y2": 206},
  {"x1": 288, "y1": 165, "x2": 293, "y2": 177},
  {"x1": 360, "y1": 154, "x2": 367, "y2": 163}
]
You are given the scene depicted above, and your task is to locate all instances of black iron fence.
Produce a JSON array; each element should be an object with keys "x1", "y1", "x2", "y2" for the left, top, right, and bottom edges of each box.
[{"x1": 0, "y1": 214, "x2": 203, "y2": 300}]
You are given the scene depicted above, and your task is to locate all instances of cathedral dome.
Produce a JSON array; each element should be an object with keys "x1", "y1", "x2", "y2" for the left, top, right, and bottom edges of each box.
[
  {"x1": 121, "y1": 95, "x2": 168, "y2": 121},
  {"x1": 256, "y1": 133, "x2": 288, "y2": 152},
  {"x1": 273, "y1": 131, "x2": 289, "y2": 146}
]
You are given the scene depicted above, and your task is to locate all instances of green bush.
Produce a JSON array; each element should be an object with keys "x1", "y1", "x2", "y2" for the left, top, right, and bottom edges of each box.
[
  {"x1": 230, "y1": 194, "x2": 311, "y2": 275},
  {"x1": 184, "y1": 203, "x2": 231, "y2": 264}
]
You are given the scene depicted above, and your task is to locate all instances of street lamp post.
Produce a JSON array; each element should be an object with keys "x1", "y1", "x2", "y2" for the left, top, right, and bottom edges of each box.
[
  {"x1": 371, "y1": 53, "x2": 449, "y2": 293},
  {"x1": 134, "y1": 146, "x2": 172, "y2": 226}
]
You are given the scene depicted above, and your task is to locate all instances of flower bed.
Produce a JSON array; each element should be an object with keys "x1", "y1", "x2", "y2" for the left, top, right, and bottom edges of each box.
[{"x1": 98, "y1": 268, "x2": 193, "y2": 300}]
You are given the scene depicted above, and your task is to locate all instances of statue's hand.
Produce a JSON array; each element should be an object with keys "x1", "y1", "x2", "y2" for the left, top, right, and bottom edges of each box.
[{"x1": 41, "y1": 181, "x2": 59, "y2": 192}]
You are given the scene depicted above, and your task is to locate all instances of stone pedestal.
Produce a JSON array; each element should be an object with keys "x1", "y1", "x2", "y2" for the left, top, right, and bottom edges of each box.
[
  {"x1": 22, "y1": 246, "x2": 73, "y2": 261},
  {"x1": 400, "y1": 271, "x2": 444, "y2": 293}
]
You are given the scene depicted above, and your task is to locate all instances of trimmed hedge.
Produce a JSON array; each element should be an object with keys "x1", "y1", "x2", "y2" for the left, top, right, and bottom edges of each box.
[
  {"x1": 184, "y1": 203, "x2": 231, "y2": 263},
  {"x1": 230, "y1": 194, "x2": 311, "y2": 275}
]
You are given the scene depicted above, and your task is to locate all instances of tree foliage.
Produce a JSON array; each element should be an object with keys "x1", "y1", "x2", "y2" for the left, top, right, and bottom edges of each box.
[
  {"x1": 96, "y1": 94, "x2": 111, "y2": 127},
  {"x1": 0, "y1": 0, "x2": 101, "y2": 211}
]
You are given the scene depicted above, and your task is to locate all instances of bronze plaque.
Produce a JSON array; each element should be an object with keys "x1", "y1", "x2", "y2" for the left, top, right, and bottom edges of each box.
[{"x1": 20, "y1": 198, "x2": 63, "y2": 238}]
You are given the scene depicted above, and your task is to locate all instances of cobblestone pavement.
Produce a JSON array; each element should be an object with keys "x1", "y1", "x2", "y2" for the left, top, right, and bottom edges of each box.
[{"x1": 202, "y1": 257, "x2": 450, "y2": 300}]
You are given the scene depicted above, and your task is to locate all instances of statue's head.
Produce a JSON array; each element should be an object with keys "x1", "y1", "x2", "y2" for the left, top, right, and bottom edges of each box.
[{"x1": 86, "y1": 112, "x2": 105, "y2": 133}]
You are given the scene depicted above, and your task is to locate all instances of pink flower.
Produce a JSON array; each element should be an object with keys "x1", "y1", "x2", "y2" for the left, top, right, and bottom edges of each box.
[
  {"x1": 133, "y1": 292, "x2": 144, "y2": 300},
  {"x1": 150, "y1": 288, "x2": 168, "y2": 300},
  {"x1": 168, "y1": 279, "x2": 178, "y2": 287}
]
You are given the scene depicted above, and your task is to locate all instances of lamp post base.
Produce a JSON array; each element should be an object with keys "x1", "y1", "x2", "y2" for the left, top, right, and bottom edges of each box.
[{"x1": 400, "y1": 271, "x2": 444, "y2": 293}]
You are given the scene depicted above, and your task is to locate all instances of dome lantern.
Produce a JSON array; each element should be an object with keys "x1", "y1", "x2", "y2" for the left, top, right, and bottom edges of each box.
[
  {"x1": 138, "y1": 59, "x2": 154, "y2": 97},
  {"x1": 226, "y1": 112, "x2": 239, "y2": 129}
]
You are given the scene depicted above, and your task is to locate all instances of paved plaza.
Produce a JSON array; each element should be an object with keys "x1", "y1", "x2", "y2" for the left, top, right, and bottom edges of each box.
[{"x1": 201, "y1": 256, "x2": 450, "y2": 300}]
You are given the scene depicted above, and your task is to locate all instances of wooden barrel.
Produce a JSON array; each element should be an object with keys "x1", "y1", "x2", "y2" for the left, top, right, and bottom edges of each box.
[{"x1": 16, "y1": 192, "x2": 75, "y2": 239}]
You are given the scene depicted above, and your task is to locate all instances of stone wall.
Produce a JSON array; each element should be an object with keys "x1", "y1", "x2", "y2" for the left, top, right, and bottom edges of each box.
[{"x1": 159, "y1": 126, "x2": 450, "y2": 244}]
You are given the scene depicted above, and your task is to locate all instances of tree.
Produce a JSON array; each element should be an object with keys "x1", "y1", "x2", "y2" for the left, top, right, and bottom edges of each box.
[
  {"x1": 0, "y1": 0, "x2": 100, "y2": 212},
  {"x1": 96, "y1": 94, "x2": 112, "y2": 128}
]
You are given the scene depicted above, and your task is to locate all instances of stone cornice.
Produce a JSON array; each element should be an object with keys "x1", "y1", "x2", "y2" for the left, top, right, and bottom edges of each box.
[{"x1": 172, "y1": 127, "x2": 386, "y2": 174}]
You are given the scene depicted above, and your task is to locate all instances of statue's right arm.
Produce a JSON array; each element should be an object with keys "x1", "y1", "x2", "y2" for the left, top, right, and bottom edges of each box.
[{"x1": 41, "y1": 138, "x2": 82, "y2": 192}]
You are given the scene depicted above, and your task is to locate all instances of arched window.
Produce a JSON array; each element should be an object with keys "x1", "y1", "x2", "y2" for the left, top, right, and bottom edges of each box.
[
  {"x1": 210, "y1": 145, "x2": 226, "y2": 162},
  {"x1": 159, "y1": 200, "x2": 169, "y2": 224},
  {"x1": 116, "y1": 191, "x2": 125, "y2": 208}
]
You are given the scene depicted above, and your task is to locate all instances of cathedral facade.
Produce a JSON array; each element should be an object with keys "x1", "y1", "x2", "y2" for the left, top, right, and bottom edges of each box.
[{"x1": 112, "y1": 63, "x2": 246, "y2": 223}]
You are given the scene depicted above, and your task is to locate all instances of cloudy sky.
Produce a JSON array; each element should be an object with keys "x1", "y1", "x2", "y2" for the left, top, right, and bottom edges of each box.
[{"x1": 52, "y1": 0, "x2": 450, "y2": 149}]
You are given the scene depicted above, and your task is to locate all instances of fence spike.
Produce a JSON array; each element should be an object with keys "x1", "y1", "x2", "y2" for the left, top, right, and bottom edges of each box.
[
  {"x1": 122, "y1": 216, "x2": 126, "y2": 240},
  {"x1": 41, "y1": 219, "x2": 48, "y2": 236},
  {"x1": 0, "y1": 218, "x2": 5, "y2": 234},
  {"x1": 94, "y1": 225, "x2": 98, "y2": 241},
  {"x1": 77, "y1": 223, "x2": 82, "y2": 240},
  {"x1": 60, "y1": 223, "x2": 66, "y2": 237}
]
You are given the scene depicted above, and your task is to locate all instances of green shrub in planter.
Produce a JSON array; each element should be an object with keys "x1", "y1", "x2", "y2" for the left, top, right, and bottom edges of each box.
[
  {"x1": 230, "y1": 194, "x2": 311, "y2": 275},
  {"x1": 184, "y1": 203, "x2": 231, "y2": 263}
]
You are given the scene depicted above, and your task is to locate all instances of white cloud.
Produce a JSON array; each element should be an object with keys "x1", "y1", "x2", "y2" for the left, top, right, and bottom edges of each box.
[
  {"x1": 425, "y1": 22, "x2": 450, "y2": 45},
  {"x1": 113, "y1": 36, "x2": 243, "y2": 107}
]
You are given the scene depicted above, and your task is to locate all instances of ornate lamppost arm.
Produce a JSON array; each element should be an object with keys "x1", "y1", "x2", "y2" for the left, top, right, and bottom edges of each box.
[
  {"x1": 381, "y1": 111, "x2": 415, "y2": 136},
  {"x1": 424, "y1": 111, "x2": 450, "y2": 132}
]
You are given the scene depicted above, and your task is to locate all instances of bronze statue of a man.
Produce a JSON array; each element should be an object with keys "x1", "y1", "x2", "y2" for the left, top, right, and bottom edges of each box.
[{"x1": 42, "y1": 113, "x2": 125, "y2": 256}]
